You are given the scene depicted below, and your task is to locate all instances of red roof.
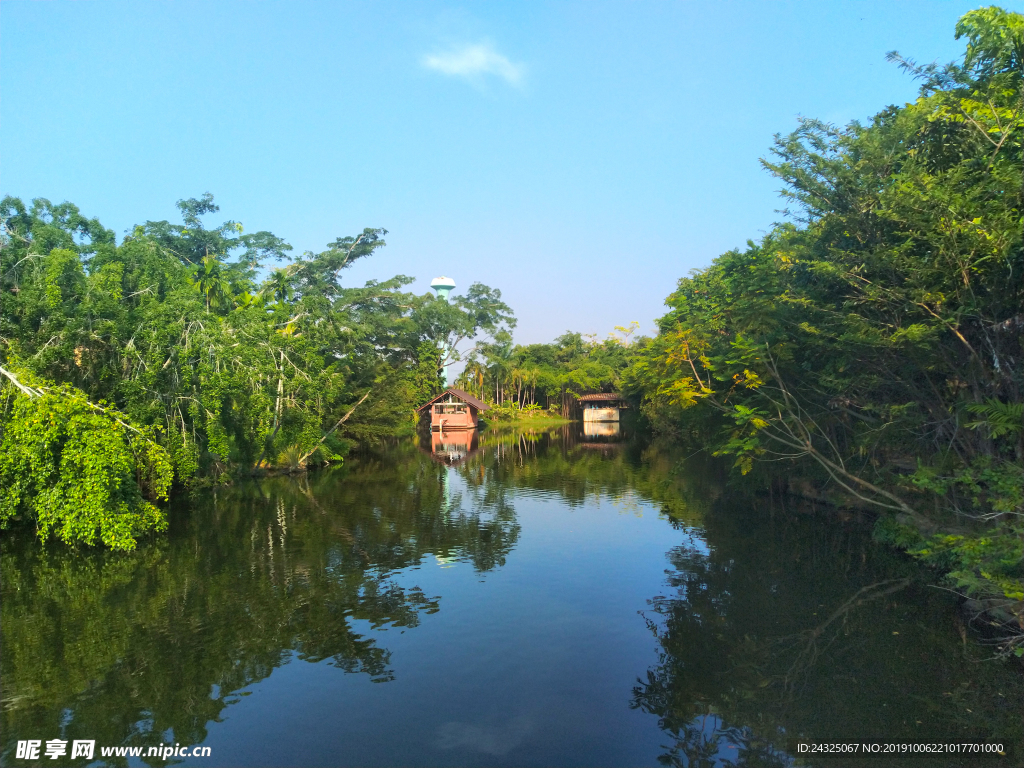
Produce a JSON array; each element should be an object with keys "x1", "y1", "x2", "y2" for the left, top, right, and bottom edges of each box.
[{"x1": 416, "y1": 387, "x2": 491, "y2": 412}]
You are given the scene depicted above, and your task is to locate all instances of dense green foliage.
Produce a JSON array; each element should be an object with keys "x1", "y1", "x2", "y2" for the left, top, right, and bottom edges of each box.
[
  {"x1": 0, "y1": 368, "x2": 173, "y2": 550},
  {"x1": 0, "y1": 195, "x2": 513, "y2": 548},
  {"x1": 625, "y1": 7, "x2": 1023, "y2": 653}
]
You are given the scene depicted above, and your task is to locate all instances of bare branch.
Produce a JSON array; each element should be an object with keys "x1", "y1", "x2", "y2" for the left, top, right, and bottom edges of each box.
[
  {"x1": 298, "y1": 390, "x2": 370, "y2": 466},
  {"x1": 0, "y1": 365, "x2": 42, "y2": 398}
]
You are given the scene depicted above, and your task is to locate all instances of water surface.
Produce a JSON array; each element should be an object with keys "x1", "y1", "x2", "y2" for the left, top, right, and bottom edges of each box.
[{"x1": 2, "y1": 427, "x2": 1022, "y2": 766}]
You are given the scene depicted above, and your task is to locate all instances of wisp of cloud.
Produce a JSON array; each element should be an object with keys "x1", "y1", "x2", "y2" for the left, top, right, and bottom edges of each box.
[{"x1": 422, "y1": 42, "x2": 524, "y2": 87}]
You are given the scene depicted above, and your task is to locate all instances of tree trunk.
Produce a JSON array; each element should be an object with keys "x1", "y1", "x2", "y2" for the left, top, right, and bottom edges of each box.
[
  {"x1": 298, "y1": 391, "x2": 370, "y2": 466},
  {"x1": 252, "y1": 352, "x2": 285, "y2": 471}
]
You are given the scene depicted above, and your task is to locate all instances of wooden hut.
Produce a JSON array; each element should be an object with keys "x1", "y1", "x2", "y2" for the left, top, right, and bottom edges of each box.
[
  {"x1": 578, "y1": 393, "x2": 627, "y2": 423},
  {"x1": 417, "y1": 387, "x2": 490, "y2": 431}
]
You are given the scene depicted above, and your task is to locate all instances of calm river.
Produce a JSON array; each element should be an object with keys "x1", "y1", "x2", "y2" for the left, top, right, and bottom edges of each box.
[{"x1": 2, "y1": 426, "x2": 1022, "y2": 767}]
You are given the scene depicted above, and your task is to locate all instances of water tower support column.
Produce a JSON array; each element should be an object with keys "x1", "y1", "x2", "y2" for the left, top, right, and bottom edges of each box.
[{"x1": 430, "y1": 276, "x2": 456, "y2": 387}]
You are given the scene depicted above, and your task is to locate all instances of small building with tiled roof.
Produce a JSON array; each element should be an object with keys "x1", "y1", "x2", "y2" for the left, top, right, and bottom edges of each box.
[
  {"x1": 417, "y1": 387, "x2": 490, "y2": 431},
  {"x1": 577, "y1": 393, "x2": 627, "y2": 423}
]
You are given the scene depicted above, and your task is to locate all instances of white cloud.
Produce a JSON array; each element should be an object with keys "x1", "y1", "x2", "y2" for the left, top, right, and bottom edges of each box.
[
  {"x1": 435, "y1": 716, "x2": 534, "y2": 756},
  {"x1": 422, "y1": 42, "x2": 524, "y2": 87}
]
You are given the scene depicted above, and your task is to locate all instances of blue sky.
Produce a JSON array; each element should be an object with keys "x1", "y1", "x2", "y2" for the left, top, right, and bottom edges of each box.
[{"x1": 1, "y1": 0, "x2": 985, "y2": 344}]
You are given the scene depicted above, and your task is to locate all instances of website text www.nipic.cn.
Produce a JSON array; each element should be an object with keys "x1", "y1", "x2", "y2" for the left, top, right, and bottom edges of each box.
[{"x1": 15, "y1": 739, "x2": 211, "y2": 761}]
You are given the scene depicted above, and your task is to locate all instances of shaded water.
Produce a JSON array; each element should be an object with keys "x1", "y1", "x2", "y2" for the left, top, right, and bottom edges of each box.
[{"x1": 2, "y1": 426, "x2": 1022, "y2": 767}]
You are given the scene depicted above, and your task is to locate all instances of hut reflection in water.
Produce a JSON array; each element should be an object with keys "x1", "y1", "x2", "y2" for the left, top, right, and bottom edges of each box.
[
  {"x1": 583, "y1": 420, "x2": 621, "y2": 439},
  {"x1": 429, "y1": 429, "x2": 481, "y2": 467}
]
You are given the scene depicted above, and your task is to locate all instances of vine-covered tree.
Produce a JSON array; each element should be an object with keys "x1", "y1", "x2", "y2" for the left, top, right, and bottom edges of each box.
[{"x1": 627, "y1": 6, "x2": 1023, "y2": 654}]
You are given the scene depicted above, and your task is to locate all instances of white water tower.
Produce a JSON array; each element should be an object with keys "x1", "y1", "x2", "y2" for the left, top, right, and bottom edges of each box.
[
  {"x1": 430, "y1": 276, "x2": 456, "y2": 385},
  {"x1": 430, "y1": 276, "x2": 456, "y2": 302}
]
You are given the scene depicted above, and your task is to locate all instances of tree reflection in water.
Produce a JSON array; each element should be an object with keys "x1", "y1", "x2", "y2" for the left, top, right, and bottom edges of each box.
[
  {"x1": 631, "y1": 489, "x2": 1024, "y2": 768},
  {"x1": 0, "y1": 442, "x2": 519, "y2": 762},
  {"x1": 3, "y1": 430, "x2": 1023, "y2": 767}
]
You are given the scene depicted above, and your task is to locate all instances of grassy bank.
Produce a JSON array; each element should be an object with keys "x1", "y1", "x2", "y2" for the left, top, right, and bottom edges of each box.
[{"x1": 481, "y1": 403, "x2": 573, "y2": 428}]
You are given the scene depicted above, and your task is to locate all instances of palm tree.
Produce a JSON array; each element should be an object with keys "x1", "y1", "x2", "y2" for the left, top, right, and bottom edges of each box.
[
  {"x1": 260, "y1": 267, "x2": 293, "y2": 304},
  {"x1": 193, "y1": 254, "x2": 229, "y2": 312},
  {"x1": 485, "y1": 342, "x2": 513, "y2": 404},
  {"x1": 509, "y1": 367, "x2": 525, "y2": 406},
  {"x1": 526, "y1": 367, "x2": 540, "y2": 406},
  {"x1": 458, "y1": 359, "x2": 487, "y2": 400}
]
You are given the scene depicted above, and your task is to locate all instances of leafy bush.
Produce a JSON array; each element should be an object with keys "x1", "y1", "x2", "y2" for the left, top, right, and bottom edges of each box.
[
  {"x1": 484, "y1": 402, "x2": 545, "y2": 422},
  {"x1": 0, "y1": 368, "x2": 172, "y2": 551}
]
